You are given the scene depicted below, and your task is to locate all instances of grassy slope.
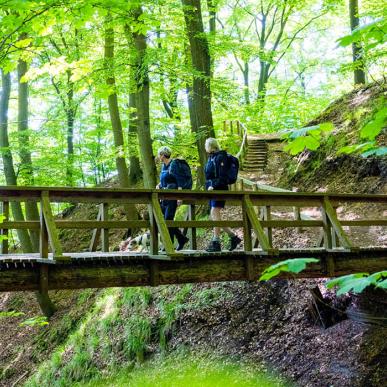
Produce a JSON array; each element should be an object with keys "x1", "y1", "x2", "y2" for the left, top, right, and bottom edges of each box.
[{"x1": 280, "y1": 81, "x2": 386, "y2": 194}]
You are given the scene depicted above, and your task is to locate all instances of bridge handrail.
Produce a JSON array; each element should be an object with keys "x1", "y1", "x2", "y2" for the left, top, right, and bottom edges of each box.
[
  {"x1": 235, "y1": 121, "x2": 248, "y2": 161},
  {"x1": 0, "y1": 186, "x2": 385, "y2": 202}
]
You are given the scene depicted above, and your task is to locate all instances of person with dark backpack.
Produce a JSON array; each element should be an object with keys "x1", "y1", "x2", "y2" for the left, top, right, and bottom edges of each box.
[
  {"x1": 204, "y1": 138, "x2": 242, "y2": 252},
  {"x1": 156, "y1": 146, "x2": 190, "y2": 251}
]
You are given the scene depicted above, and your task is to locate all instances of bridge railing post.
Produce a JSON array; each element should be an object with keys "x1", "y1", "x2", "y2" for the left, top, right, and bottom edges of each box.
[
  {"x1": 150, "y1": 193, "x2": 175, "y2": 256},
  {"x1": 0, "y1": 201, "x2": 9, "y2": 254},
  {"x1": 40, "y1": 197, "x2": 49, "y2": 259},
  {"x1": 262, "y1": 205, "x2": 273, "y2": 246},
  {"x1": 40, "y1": 191, "x2": 64, "y2": 260},
  {"x1": 101, "y1": 203, "x2": 109, "y2": 252},
  {"x1": 148, "y1": 198, "x2": 159, "y2": 255},
  {"x1": 90, "y1": 206, "x2": 102, "y2": 252},
  {"x1": 188, "y1": 204, "x2": 197, "y2": 250}
]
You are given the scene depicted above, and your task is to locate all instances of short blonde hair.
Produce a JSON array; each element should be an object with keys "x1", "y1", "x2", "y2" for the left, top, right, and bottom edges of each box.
[
  {"x1": 157, "y1": 146, "x2": 172, "y2": 158},
  {"x1": 205, "y1": 138, "x2": 220, "y2": 153}
]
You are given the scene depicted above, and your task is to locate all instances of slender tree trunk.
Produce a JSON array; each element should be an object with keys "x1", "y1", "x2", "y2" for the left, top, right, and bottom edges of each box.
[
  {"x1": 207, "y1": 0, "x2": 216, "y2": 78},
  {"x1": 17, "y1": 59, "x2": 39, "y2": 252},
  {"x1": 243, "y1": 62, "x2": 250, "y2": 105},
  {"x1": 0, "y1": 70, "x2": 33, "y2": 252},
  {"x1": 258, "y1": 61, "x2": 269, "y2": 106},
  {"x1": 349, "y1": 0, "x2": 366, "y2": 85},
  {"x1": 131, "y1": 7, "x2": 157, "y2": 189},
  {"x1": 128, "y1": 92, "x2": 142, "y2": 185},
  {"x1": 94, "y1": 98, "x2": 103, "y2": 185},
  {"x1": 66, "y1": 70, "x2": 75, "y2": 186},
  {"x1": 104, "y1": 18, "x2": 138, "y2": 224},
  {"x1": 182, "y1": 0, "x2": 215, "y2": 187}
]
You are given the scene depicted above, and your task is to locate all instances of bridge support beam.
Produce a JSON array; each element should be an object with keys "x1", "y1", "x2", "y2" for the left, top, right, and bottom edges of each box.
[
  {"x1": 36, "y1": 265, "x2": 56, "y2": 317},
  {"x1": 0, "y1": 249, "x2": 386, "y2": 292}
]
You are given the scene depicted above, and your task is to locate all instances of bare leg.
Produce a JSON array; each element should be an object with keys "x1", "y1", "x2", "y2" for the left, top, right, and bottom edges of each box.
[{"x1": 210, "y1": 207, "x2": 234, "y2": 238}]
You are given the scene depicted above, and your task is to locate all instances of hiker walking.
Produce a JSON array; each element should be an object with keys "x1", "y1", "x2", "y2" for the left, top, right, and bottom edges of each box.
[
  {"x1": 156, "y1": 146, "x2": 191, "y2": 251},
  {"x1": 204, "y1": 138, "x2": 242, "y2": 252}
]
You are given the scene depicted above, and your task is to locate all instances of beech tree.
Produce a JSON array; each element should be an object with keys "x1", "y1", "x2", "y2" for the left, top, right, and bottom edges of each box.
[
  {"x1": 182, "y1": 0, "x2": 215, "y2": 185},
  {"x1": 349, "y1": 0, "x2": 366, "y2": 85}
]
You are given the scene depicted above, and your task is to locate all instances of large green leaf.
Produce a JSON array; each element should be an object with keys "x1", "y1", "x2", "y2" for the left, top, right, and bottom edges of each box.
[
  {"x1": 362, "y1": 146, "x2": 387, "y2": 157},
  {"x1": 259, "y1": 258, "x2": 319, "y2": 281},
  {"x1": 360, "y1": 106, "x2": 387, "y2": 140},
  {"x1": 326, "y1": 271, "x2": 387, "y2": 295}
]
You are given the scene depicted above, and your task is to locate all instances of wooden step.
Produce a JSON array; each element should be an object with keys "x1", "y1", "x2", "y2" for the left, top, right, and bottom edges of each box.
[
  {"x1": 246, "y1": 151, "x2": 267, "y2": 155},
  {"x1": 243, "y1": 164, "x2": 266, "y2": 168},
  {"x1": 245, "y1": 158, "x2": 267, "y2": 162},
  {"x1": 243, "y1": 164, "x2": 267, "y2": 169},
  {"x1": 245, "y1": 155, "x2": 266, "y2": 159}
]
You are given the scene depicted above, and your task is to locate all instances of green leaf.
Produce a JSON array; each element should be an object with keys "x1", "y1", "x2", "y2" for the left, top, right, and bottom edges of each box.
[
  {"x1": 282, "y1": 122, "x2": 333, "y2": 155},
  {"x1": 19, "y1": 316, "x2": 49, "y2": 327},
  {"x1": 362, "y1": 146, "x2": 387, "y2": 157},
  {"x1": 338, "y1": 142, "x2": 374, "y2": 155},
  {"x1": 360, "y1": 106, "x2": 387, "y2": 141},
  {"x1": 15, "y1": 38, "x2": 33, "y2": 48},
  {"x1": 0, "y1": 311, "x2": 25, "y2": 318},
  {"x1": 319, "y1": 122, "x2": 334, "y2": 132},
  {"x1": 376, "y1": 279, "x2": 387, "y2": 289},
  {"x1": 336, "y1": 277, "x2": 373, "y2": 295},
  {"x1": 327, "y1": 271, "x2": 387, "y2": 295},
  {"x1": 326, "y1": 273, "x2": 368, "y2": 288},
  {"x1": 259, "y1": 258, "x2": 319, "y2": 281}
]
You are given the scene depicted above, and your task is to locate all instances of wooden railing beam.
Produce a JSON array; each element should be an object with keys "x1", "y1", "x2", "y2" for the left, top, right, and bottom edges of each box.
[
  {"x1": 151, "y1": 193, "x2": 175, "y2": 256},
  {"x1": 40, "y1": 192, "x2": 65, "y2": 260},
  {"x1": 243, "y1": 195, "x2": 274, "y2": 253},
  {"x1": 1, "y1": 201, "x2": 9, "y2": 254},
  {"x1": 323, "y1": 197, "x2": 353, "y2": 250}
]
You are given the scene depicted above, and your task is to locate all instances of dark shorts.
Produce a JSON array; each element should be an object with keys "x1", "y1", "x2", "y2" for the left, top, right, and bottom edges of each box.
[
  {"x1": 209, "y1": 199, "x2": 225, "y2": 209},
  {"x1": 208, "y1": 185, "x2": 228, "y2": 209}
]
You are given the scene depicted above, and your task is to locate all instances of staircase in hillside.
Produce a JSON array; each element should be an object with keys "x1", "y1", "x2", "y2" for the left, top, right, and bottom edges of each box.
[{"x1": 242, "y1": 138, "x2": 268, "y2": 172}]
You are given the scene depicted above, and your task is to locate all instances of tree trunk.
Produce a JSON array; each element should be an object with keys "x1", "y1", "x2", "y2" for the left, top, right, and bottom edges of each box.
[
  {"x1": 243, "y1": 62, "x2": 250, "y2": 105},
  {"x1": 17, "y1": 59, "x2": 39, "y2": 252},
  {"x1": 104, "y1": 18, "x2": 138, "y2": 225},
  {"x1": 182, "y1": 0, "x2": 215, "y2": 187},
  {"x1": 207, "y1": 0, "x2": 216, "y2": 79},
  {"x1": 257, "y1": 60, "x2": 269, "y2": 106},
  {"x1": 128, "y1": 92, "x2": 142, "y2": 185},
  {"x1": 131, "y1": 7, "x2": 157, "y2": 189},
  {"x1": 65, "y1": 70, "x2": 75, "y2": 186},
  {"x1": 349, "y1": 0, "x2": 366, "y2": 85},
  {"x1": 0, "y1": 70, "x2": 33, "y2": 252}
]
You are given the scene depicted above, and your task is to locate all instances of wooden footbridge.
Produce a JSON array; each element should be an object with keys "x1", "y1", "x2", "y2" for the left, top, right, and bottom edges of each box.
[{"x1": 0, "y1": 186, "x2": 386, "y2": 314}]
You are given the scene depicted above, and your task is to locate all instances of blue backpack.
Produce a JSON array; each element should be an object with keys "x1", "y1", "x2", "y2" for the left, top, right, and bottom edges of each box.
[
  {"x1": 169, "y1": 159, "x2": 193, "y2": 189},
  {"x1": 224, "y1": 154, "x2": 239, "y2": 184}
]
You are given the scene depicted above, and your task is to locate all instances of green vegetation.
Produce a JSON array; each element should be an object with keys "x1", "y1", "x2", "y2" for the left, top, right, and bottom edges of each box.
[
  {"x1": 326, "y1": 271, "x2": 387, "y2": 295},
  {"x1": 77, "y1": 352, "x2": 286, "y2": 387},
  {"x1": 259, "y1": 258, "x2": 320, "y2": 281},
  {"x1": 26, "y1": 284, "x2": 235, "y2": 386}
]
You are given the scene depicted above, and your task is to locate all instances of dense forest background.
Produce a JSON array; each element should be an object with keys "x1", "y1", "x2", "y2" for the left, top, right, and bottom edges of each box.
[{"x1": 1, "y1": 0, "x2": 385, "y2": 186}]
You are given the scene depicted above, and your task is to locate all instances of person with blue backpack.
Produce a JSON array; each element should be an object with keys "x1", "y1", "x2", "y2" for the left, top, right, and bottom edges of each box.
[
  {"x1": 204, "y1": 138, "x2": 242, "y2": 252},
  {"x1": 156, "y1": 146, "x2": 191, "y2": 251}
]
